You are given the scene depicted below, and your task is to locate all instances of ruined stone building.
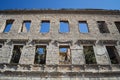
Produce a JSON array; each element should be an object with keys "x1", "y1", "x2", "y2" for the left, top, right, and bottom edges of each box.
[{"x1": 0, "y1": 9, "x2": 120, "y2": 80}]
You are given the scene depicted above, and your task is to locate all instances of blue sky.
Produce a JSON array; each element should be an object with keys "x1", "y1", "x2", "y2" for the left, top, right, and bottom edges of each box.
[{"x1": 0, "y1": 0, "x2": 120, "y2": 10}]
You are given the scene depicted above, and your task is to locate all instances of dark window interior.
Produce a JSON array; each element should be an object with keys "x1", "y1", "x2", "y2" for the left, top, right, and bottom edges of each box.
[
  {"x1": 115, "y1": 22, "x2": 120, "y2": 33},
  {"x1": 106, "y1": 46, "x2": 119, "y2": 64},
  {"x1": 10, "y1": 45, "x2": 23, "y2": 64},
  {"x1": 83, "y1": 46, "x2": 96, "y2": 64},
  {"x1": 0, "y1": 45, "x2": 2, "y2": 48},
  {"x1": 97, "y1": 21, "x2": 110, "y2": 33}
]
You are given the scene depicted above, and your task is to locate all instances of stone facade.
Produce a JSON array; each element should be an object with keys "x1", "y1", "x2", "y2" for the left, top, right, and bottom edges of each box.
[{"x1": 0, "y1": 9, "x2": 120, "y2": 80}]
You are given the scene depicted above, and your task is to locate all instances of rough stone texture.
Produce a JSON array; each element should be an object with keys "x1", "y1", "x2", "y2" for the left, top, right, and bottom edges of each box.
[
  {"x1": 71, "y1": 45, "x2": 85, "y2": 64},
  {"x1": 93, "y1": 45, "x2": 110, "y2": 65},
  {"x1": 0, "y1": 42, "x2": 12, "y2": 63},
  {"x1": 0, "y1": 9, "x2": 120, "y2": 80},
  {"x1": 19, "y1": 44, "x2": 36, "y2": 64}
]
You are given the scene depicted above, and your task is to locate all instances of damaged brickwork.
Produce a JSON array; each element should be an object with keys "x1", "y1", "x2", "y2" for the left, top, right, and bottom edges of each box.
[{"x1": 0, "y1": 9, "x2": 120, "y2": 80}]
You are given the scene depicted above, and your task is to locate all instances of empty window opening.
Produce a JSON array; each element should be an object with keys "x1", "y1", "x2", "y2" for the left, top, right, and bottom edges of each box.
[
  {"x1": 0, "y1": 45, "x2": 2, "y2": 48},
  {"x1": 97, "y1": 21, "x2": 110, "y2": 33},
  {"x1": 40, "y1": 21, "x2": 50, "y2": 33},
  {"x1": 10, "y1": 45, "x2": 23, "y2": 64},
  {"x1": 106, "y1": 46, "x2": 120, "y2": 64},
  {"x1": 3, "y1": 20, "x2": 14, "y2": 33},
  {"x1": 115, "y1": 22, "x2": 120, "y2": 33},
  {"x1": 59, "y1": 46, "x2": 71, "y2": 64},
  {"x1": 21, "y1": 21, "x2": 31, "y2": 32},
  {"x1": 83, "y1": 46, "x2": 96, "y2": 64},
  {"x1": 59, "y1": 21, "x2": 69, "y2": 33},
  {"x1": 34, "y1": 46, "x2": 46, "y2": 64},
  {"x1": 79, "y1": 21, "x2": 89, "y2": 33}
]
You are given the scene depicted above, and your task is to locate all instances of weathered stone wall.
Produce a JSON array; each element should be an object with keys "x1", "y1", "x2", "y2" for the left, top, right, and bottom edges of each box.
[{"x1": 0, "y1": 10, "x2": 120, "y2": 80}]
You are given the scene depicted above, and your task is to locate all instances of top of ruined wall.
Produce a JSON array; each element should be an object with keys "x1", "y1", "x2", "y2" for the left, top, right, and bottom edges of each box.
[{"x1": 0, "y1": 9, "x2": 120, "y2": 15}]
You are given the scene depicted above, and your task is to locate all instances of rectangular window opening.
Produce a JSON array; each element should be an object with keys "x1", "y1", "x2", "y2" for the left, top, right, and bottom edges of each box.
[
  {"x1": 59, "y1": 21, "x2": 69, "y2": 33},
  {"x1": 21, "y1": 21, "x2": 31, "y2": 32},
  {"x1": 0, "y1": 45, "x2": 2, "y2": 48},
  {"x1": 114, "y1": 22, "x2": 120, "y2": 33},
  {"x1": 3, "y1": 20, "x2": 14, "y2": 33},
  {"x1": 97, "y1": 21, "x2": 110, "y2": 33},
  {"x1": 59, "y1": 46, "x2": 71, "y2": 64},
  {"x1": 10, "y1": 45, "x2": 23, "y2": 64},
  {"x1": 34, "y1": 45, "x2": 46, "y2": 64},
  {"x1": 79, "y1": 21, "x2": 89, "y2": 33},
  {"x1": 83, "y1": 46, "x2": 96, "y2": 64},
  {"x1": 40, "y1": 21, "x2": 50, "y2": 33},
  {"x1": 106, "y1": 46, "x2": 119, "y2": 64}
]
